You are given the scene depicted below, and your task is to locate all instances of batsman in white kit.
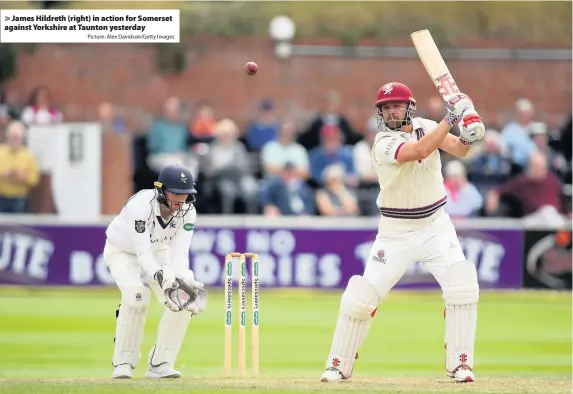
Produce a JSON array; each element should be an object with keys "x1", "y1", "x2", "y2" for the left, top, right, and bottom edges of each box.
[
  {"x1": 320, "y1": 82, "x2": 486, "y2": 383},
  {"x1": 104, "y1": 164, "x2": 207, "y2": 379}
]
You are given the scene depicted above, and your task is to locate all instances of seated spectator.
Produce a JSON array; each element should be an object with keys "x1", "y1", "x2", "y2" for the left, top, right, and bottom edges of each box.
[
  {"x1": 189, "y1": 102, "x2": 217, "y2": 144},
  {"x1": 245, "y1": 99, "x2": 281, "y2": 152},
  {"x1": 500, "y1": 98, "x2": 537, "y2": 170},
  {"x1": 21, "y1": 86, "x2": 63, "y2": 126},
  {"x1": 309, "y1": 125, "x2": 356, "y2": 187},
  {"x1": 260, "y1": 120, "x2": 308, "y2": 179},
  {"x1": 0, "y1": 85, "x2": 20, "y2": 129},
  {"x1": 353, "y1": 116, "x2": 379, "y2": 216},
  {"x1": 259, "y1": 162, "x2": 315, "y2": 216},
  {"x1": 557, "y1": 112, "x2": 572, "y2": 165},
  {"x1": 529, "y1": 121, "x2": 568, "y2": 180},
  {"x1": 485, "y1": 152, "x2": 565, "y2": 218},
  {"x1": 202, "y1": 119, "x2": 258, "y2": 214},
  {"x1": 316, "y1": 164, "x2": 359, "y2": 216},
  {"x1": 443, "y1": 160, "x2": 483, "y2": 218},
  {"x1": 353, "y1": 116, "x2": 377, "y2": 185},
  {"x1": 555, "y1": 114, "x2": 572, "y2": 213},
  {"x1": 0, "y1": 121, "x2": 39, "y2": 213},
  {"x1": 466, "y1": 130, "x2": 513, "y2": 196},
  {"x1": 0, "y1": 89, "x2": 9, "y2": 135},
  {"x1": 298, "y1": 91, "x2": 360, "y2": 151},
  {"x1": 423, "y1": 96, "x2": 446, "y2": 123},
  {"x1": 146, "y1": 97, "x2": 198, "y2": 177},
  {"x1": 98, "y1": 101, "x2": 127, "y2": 134}
]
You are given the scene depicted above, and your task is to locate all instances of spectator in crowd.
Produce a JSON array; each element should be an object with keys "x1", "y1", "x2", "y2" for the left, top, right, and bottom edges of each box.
[
  {"x1": 557, "y1": 112, "x2": 572, "y2": 166},
  {"x1": 443, "y1": 160, "x2": 483, "y2": 218},
  {"x1": 260, "y1": 120, "x2": 308, "y2": 180},
  {"x1": 20, "y1": 86, "x2": 63, "y2": 126},
  {"x1": 309, "y1": 124, "x2": 357, "y2": 187},
  {"x1": 485, "y1": 152, "x2": 566, "y2": 219},
  {"x1": 466, "y1": 129, "x2": 513, "y2": 196},
  {"x1": 188, "y1": 101, "x2": 217, "y2": 144},
  {"x1": 353, "y1": 116, "x2": 379, "y2": 216},
  {"x1": 0, "y1": 121, "x2": 39, "y2": 213},
  {"x1": 202, "y1": 119, "x2": 258, "y2": 214},
  {"x1": 315, "y1": 164, "x2": 359, "y2": 216},
  {"x1": 500, "y1": 98, "x2": 537, "y2": 170},
  {"x1": 0, "y1": 87, "x2": 9, "y2": 135},
  {"x1": 245, "y1": 98, "x2": 281, "y2": 152},
  {"x1": 98, "y1": 101, "x2": 127, "y2": 135},
  {"x1": 529, "y1": 121, "x2": 568, "y2": 180},
  {"x1": 0, "y1": 85, "x2": 20, "y2": 130},
  {"x1": 555, "y1": 113, "x2": 573, "y2": 214},
  {"x1": 259, "y1": 162, "x2": 315, "y2": 216},
  {"x1": 298, "y1": 90, "x2": 360, "y2": 151},
  {"x1": 423, "y1": 96, "x2": 446, "y2": 123},
  {"x1": 146, "y1": 96, "x2": 198, "y2": 176}
]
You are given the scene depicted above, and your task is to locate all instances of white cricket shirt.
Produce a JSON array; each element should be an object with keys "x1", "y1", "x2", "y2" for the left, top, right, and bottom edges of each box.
[
  {"x1": 371, "y1": 117, "x2": 448, "y2": 233},
  {"x1": 105, "y1": 189, "x2": 197, "y2": 275}
]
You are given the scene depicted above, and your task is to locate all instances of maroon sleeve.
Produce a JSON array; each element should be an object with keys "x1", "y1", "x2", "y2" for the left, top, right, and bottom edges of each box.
[
  {"x1": 394, "y1": 142, "x2": 406, "y2": 160},
  {"x1": 496, "y1": 174, "x2": 523, "y2": 196}
]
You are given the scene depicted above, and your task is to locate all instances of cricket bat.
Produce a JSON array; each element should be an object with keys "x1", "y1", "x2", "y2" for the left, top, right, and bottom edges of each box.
[{"x1": 410, "y1": 29, "x2": 461, "y2": 99}]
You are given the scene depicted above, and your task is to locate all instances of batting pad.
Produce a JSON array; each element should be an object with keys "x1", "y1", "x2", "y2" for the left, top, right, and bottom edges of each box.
[
  {"x1": 445, "y1": 303, "x2": 477, "y2": 372},
  {"x1": 149, "y1": 308, "x2": 192, "y2": 370},
  {"x1": 441, "y1": 261, "x2": 480, "y2": 306},
  {"x1": 113, "y1": 286, "x2": 150, "y2": 368},
  {"x1": 441, "y1": 261, "x2": 479, "y2": 372},
  {"x1": 326, "y1": 275, "x2": 380, "y2": 378}
]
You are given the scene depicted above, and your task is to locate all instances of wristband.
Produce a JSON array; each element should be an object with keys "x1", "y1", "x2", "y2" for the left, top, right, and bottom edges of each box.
[{"x1": 459, "y1": 137, "x2": 472, "y2": 146}]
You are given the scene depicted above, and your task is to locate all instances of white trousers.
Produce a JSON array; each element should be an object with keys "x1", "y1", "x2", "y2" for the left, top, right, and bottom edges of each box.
[
  {"x1": 364, "y1": 212, "x2": 472, "y2": 300},
  {"x1": 104, "y1": 241, "x2": 194, "y2": 371},
  {"x1": 103, "y1": 242, "x2": 168, "y2": 304},
  {"x1": 325, "y1": 212, "x2": 479, "y2": 377}
]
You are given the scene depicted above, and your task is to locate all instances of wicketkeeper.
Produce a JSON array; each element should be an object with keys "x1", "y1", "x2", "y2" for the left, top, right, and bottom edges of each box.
[{"x1": 104, "y1": 164, "x2": 207, "y2": 379}]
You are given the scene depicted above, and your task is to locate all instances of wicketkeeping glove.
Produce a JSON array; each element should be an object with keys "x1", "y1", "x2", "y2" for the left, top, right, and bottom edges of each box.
[
  {"x1": 175, "y1": 277, "x2": 208, "y2": 315},
  {"x1": 153, "y1": 269, "x2": 181, "y2": 312}
]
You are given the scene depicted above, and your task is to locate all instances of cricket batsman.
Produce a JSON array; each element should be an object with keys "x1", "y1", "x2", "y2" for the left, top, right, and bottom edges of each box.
[
  {"x1": 320, "y1": 82, "x2": 485, "y2": 383},
  {"x1": 104, "y1": 164, "x2": 207, "y2": 379}
]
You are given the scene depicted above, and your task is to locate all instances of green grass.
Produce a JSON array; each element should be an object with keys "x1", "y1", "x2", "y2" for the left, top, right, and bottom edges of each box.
[{"x1": 0, "y1": 288, "x2": 570, "y2": 393}]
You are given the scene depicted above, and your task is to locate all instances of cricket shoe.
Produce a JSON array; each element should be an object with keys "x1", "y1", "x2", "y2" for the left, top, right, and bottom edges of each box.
[
  {"x1": 320, "y1": 367, "x2": 344, "y2": 382},
  {"x1": 146, "y1": 363, "x2": 181, "y2": 379},
  {"x1": 112, "y1": 364, "x2": 133, "y2": 379},
  {"x1": 448, "y1": 365, "x2": 475, "y2": 383}
]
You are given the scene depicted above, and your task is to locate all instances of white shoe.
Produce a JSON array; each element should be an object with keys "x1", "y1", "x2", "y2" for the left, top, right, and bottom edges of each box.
[
  {"x1": 454, "y1": 365, "x2": 475, "y2": 383},
  {"x1": 112, "y1": 365, "x2": 133, "y2": 379},
  {"x1": 146, "y1": 364, "x2": 181, "y2": 379},
  {"x1": 320, "y1": 367, "x2": 344, "y2": 382}
]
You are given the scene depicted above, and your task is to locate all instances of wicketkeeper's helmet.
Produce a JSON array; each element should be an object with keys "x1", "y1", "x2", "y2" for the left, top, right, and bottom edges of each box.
[{"x1": 154, "y1": 164, "x2": 197, "y2": 217}]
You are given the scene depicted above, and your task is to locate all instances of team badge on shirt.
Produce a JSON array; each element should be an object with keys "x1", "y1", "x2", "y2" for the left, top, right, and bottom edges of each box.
[
  {"x1": 372, "y1": 249, "x2": 386, "y2": 264},
  {"x1": 134, "y1": 220, "x2": 146, "y2": 233}
]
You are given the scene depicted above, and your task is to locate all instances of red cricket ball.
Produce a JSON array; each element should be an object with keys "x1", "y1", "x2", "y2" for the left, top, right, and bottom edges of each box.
[{"x1": 246, "y1": 62, "x2": 258, "y2": 75}]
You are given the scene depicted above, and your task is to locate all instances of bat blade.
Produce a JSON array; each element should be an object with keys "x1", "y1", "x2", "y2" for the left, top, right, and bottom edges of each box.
[{"x1": 411, "y1": 29, "x2": 461, "y2": 98}]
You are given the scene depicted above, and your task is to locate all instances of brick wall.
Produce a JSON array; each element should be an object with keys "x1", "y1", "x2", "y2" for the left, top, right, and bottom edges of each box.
[{"x1": 6, "y1": 37, "x2": 572, "y2": 130}]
